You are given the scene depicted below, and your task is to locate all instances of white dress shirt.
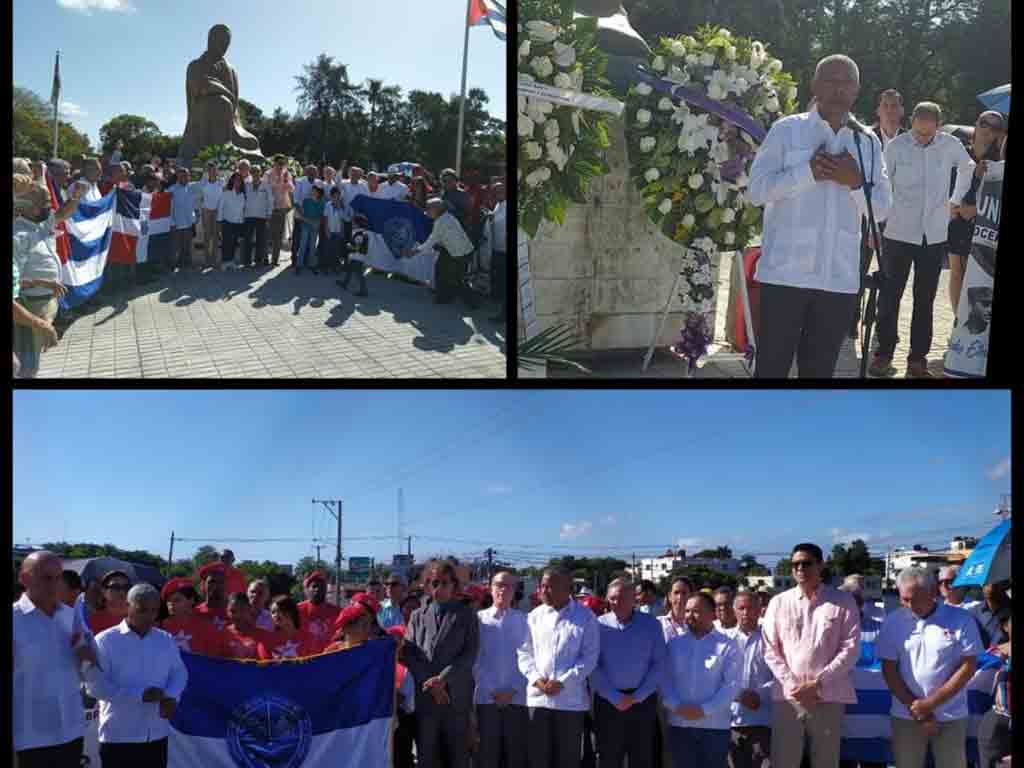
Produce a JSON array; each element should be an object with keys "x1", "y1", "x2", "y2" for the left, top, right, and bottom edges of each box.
[
  {"x1": 729, "y1": 626, "x2": 775, "y2": 728},
  {"x1": 340, "y1": 179, "x2": 368, "y2": 221},
  {"x1": 294, "y1": 177, "x2": 319, "y2": 209},
  {"x1": 883, "y1": 130, "x2": 973, "y2": 247},
  {"x1": 84, "y1": 621, "x2": 189, "y2": 743},
  {"x1": 217, "y1": 190, "x2": 247, "y2": 225},
  {"x1": 383, "y1": 181, "x2": 410, "y2": 201},
  {"x1": 413, "y1": 211, "x2": 474, "y2": 259},
  {"x1": 243, "y1": 182, "x2": 273, "y2": 219},
  {"x1": 199, "y1": 178, "x2": 224, "y2": 211},
  {"x1": 12, "y1": 594, "x2": 87, "y2": 751},
  {"x1": 875, "y1": 601, "x2": 981, "y2": 722},
  {"x1": 659, "y1": 614, "x2": 688, "y2": 642},
  {"x1": 325, "y1": 201, "x2": 346, "y2": 235},
  {"x1": 749, "y1": 108, "x2": 892, "y2": 294},
  {"x1": 475, "y1": 606, "x2": 530, "y2": 706},
  {"x1": 518, "y1": 599, "x2": 600, "y2": 711},
  {"x1": 660, "y1": 628, "x2": 741, "y2": 730},
  {"x1": 492, "y1": 200, "x2": 507, "y2": 253}
]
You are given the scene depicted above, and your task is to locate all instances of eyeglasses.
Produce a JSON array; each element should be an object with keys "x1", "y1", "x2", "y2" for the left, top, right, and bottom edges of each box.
[
  {"x1": 430, "y1": 579, "x2": 452, "y2": 588},
  {"x1": 105, "y1": 583, "x2": 131, "y2": 592},
  {"x1": 978, "y1": 120, "x2": 1002, "y2": 130},
  {"x1": 791, "y1": 561, "x2": 816, "y2": 570}
]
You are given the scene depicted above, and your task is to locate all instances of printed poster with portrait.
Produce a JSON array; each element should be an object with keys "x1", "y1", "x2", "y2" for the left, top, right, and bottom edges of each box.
[{"x1": 944, "y1": 164, "x2": 1002, "y2": 378}]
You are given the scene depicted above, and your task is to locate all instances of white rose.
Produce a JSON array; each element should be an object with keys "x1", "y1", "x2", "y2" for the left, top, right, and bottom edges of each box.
[
  {"x1": 768, "y1": 58, "x2": 783, "y2": 73},
  {"x1": 525, "y1": 168, "x2": 545, "y2": 187},
  {"x1": 668, "y1": 64, "x2": 687, "y2": 83},
  {"x1": 658, "y1": 97, "x2": 674, "y2": 111},
  {"x1": 544, "y1": 120, "x2": 560, "y2": 140},
  {"x1": 536, "y1": 100, "x2": 553, "y2": 114},
  {"x1": 682, "y1": 214, "x2": 695, "y2": 228},
  {"x1": 685, "y1": 54, "x2": 699, "y2": 66},
  {"x1": 546, "y1": 142, "x2": 568, "y2": 171},
  {"x1": 670, "y1": 40, "x2": 686, "y2": 56},
  {"x1": 725, "y1": 45, "x2": 737, "y2": 60},
  {"x1": 721, "y1": 208, "x2": 736, "y2": 223},
  {"x1": 707, "y1": 83, "x2": 725, "y2": 101},
  {"x1": 525, "y1": 20, "x2": 558, "y2": 43},
  {"x1": 766, "y1": 95, "x2": 780, "y2": 112},
  {"x1": 518, "y1": 93, "x2": 527, "y2": 114},
  {"x1": 652, "y1": 55, "x2": 666, "y2": 71},
  {"x1": 734, "y1": 77, "x2": 749, "y2": 95},
  {"x1": 538, "y1": 167, "x2": 551, "y2": 182},
  {"x1": 725, "y1": 231, "x2": 736, "y2": 245},
  {"x1": 658, "y1": 198, "x2": 673, "y2": 215},
  {"x1": 518, "y1": 115, "x2": 534, "y2": 137},
  {"x1": 636, "y1": 108, "x2": 652, "y2": 125},
  {"x1": 644, "y1": 168, "x2": 660, "y2": 183},
  {"x1": 640, "y1": 136, "x2": 656, "y2": 153},
  {"x1": 518, "y1": 40, "x2": 531, "y2": 61},
  {"x1": 530, "y1": 56, "x2": 554, "y2": 78},
  {"x1": 571, "y1": 110, "x2": 580, "y2": 136},
  {"x1": 553, "y1": 72, "x2": 573, "y2": 89},
  {"x1": 635, "y1": 82, "x2": 653, "y2": 96},
  {"x1": 688, "y1": 173, "x2": 704, "y2": 190},
  {"x1": 718, "y1": 29, "x2": 732, "y2": 39},
  {"x1": 700, "y1": 52, "x2": 715, "y2": 67},
  {"x1": 553, "y1": 41, "x2": 576, "y2": 67},
  {"x1": 787, "y1": 85, "x2": 798, "y2": 101},
  {"x1": 525, "y1": 141, "x2": 542, "y2": 160}
]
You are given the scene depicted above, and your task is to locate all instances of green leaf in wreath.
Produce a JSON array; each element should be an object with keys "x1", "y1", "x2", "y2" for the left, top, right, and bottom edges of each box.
[
  {"x1": 521, "y1": 205, "x2": 543, "y2": 239},
  {"x1": 695, "y1": 194, "x2": 714, "y2": 214},
  {"x1": 708, "y1": 208, "x2": 723, "y2": 228},
  {"x1": 742, "y1": 205, "x2": 760, "y2": 224}
]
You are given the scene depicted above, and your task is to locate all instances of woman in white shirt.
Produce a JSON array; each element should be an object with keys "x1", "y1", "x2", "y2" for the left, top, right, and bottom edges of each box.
[
  {"x1": 217, "y1": 173, "x2": 247, "y2": 269},
  {"x1": 242, "y1": 166, "x2": 273, "y2": 267}
]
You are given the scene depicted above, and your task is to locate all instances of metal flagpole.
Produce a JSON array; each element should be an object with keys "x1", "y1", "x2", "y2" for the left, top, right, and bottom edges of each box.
[
  {"x1": 455, "y1": 0, "x2": 473, "y2": 177},
  {"x1": 51, "y1": 50, "x2": 61, "y2": 159}
]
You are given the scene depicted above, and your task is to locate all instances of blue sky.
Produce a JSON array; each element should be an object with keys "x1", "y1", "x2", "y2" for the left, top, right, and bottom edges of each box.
[
  {"x1": 13, "y1": 390, "x2": 1011, "y2": 570},
  {"x1": 13, "y1": 0, "x2": 507, "y2": 149}
]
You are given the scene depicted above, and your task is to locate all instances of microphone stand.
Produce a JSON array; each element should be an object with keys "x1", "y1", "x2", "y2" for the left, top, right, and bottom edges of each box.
[{"x1": 852, "y1": 125, "x2": 885, "y2": 378}]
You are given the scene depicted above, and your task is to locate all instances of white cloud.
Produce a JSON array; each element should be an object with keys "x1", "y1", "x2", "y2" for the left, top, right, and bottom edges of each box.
[
  {"x1": 485, "y1": 484, "x2": 512, "y2": 496},
  {"x1": 60, "y1": 101, "x2": 87, "y2": 117},
  {"x1": 603, "y1": 515, "x2": 616, "y2": 525},
  {"x1": 676, "y1": 537, "x2": 705, "y2": 550},
  {"x1": 560, "y1": 521, "x2": 592, "y2": 540},
  {"x1": 830, "y1": 528, "x2": 874, "y2": 545},
  {"x1": 987, "y1": 457, "x2": 1011, "y2": 481},
  {"x1": 57, "y1": 0, "x2": 136, "y2": 12}
]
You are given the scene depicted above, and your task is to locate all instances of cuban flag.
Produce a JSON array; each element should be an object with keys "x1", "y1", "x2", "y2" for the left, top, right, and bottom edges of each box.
[
  {"x1": 469, "y1": 0, "x2": 505, "y2": 40},
  {"x1": 57, "y1": 189, "x2": 118, "y2": 311},
  {"x1": 108, "y1": 188, "x2": 173, "y2": 266},
  {"x1": 167, "y1": 638, "x2": 396, "y2": 767}
]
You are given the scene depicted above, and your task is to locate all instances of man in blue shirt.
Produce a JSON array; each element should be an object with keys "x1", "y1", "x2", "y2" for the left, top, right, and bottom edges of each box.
[
  {"x1": 377, "y1": 573, "x2": 406, "y2": 630},
  {"x1": 729, "y1": 592, "x2": 775, "y2": 768},
  {"x1": 591, "y1": 578, "x2": 666, "y2": 768},
  {"x1": 168, "y1": 167, "x2": 199, "y2": 271}
]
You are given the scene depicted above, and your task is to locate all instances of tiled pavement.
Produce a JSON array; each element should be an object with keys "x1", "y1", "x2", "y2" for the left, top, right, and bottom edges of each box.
[
  {"x1": 550, "y1": 260, "x2": 956, "y2": 379},
  {"x1": 39, "y1": 263, "x2": 507, "y2": 379}
]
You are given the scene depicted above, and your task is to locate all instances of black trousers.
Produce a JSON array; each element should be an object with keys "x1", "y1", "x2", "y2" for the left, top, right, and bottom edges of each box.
[
  {"x1": 15, "y1": 737, "x2": 83, "y2": 768},
  {"x1": 416, "y1": 706, "x2": 471, "y2": 768},
  {"x1": 491, "y1": 249, "x2": 507, "y2": 313},
  {"x1": 477, "y1": 703, "x2": 528, "y2": 768},
  {"x1": 99, "y1": 738, "x2": 168, "y2": 768},
  {"x1": 239, "y1": 218, "x2": 256, "y2": 265},
  {"x1": 436, "y1": 248, "x2": 478, "y2": 307},
  {"x1": 876, "y1": 236, "x2": 945, "y2": 361},
  {"x1": 341, "y1": 257, "x2": 368, "y2": 293},
  {"x1": 394, "y1": 710, "x2": 417, "y2": 768},
  {"x1": 242, "y1": 217, "x2": 268, "y2": 265},
  {"x1": 976, "y1": 710, "x2": 1012, "y2": 768},
  {"x1": 527, "y1": 707, "x2": 584, "y2": 768},
  {"x1": 221, "y1": 221, "x2": 242, "y2": 263},
  {"x1": 754, "y1": 283, "x2": 858, "y2": 378},
  {"x1": 594, "y1": 693, "x2": 657, "y2": 768}
]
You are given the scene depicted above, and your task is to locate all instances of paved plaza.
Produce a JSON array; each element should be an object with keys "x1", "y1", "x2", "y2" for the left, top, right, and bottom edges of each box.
[
  {"x1": 550, "y1": 260, "x2": 957, "y2": 379},
  {"x1": 39, "y1": 264, "x2": 507, "y2": 379}
]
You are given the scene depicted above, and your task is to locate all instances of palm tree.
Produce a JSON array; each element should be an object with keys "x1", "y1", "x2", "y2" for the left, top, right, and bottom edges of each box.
[
  {"x1": 294, "y1": 55, "x2": 361, "y2": 164},
  {"x1": 364, "y1": 79, "x2": 402, "y2": 168}
]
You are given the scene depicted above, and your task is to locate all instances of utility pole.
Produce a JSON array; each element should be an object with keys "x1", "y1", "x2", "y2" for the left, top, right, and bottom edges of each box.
[
  {"x1": 312, "y1": 499, "x2": 343, "y2": 605},
  {"x1": 316, "y1": 544, "x2": 322, "y2": 569},
  {"x1": 485, "y1": 547, "x2": 494, "y2": 581},
  {"x1": 407, "y1": 536, "x2": 412, "y2": 557},
  {"x1": 166, "y1": 531, "x2": 175, "y2": 578}
]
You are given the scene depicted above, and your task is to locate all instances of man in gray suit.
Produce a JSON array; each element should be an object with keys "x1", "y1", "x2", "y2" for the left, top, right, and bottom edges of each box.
[{"x1": 404, "y1": 560, "x2": 480, "y2": 768}]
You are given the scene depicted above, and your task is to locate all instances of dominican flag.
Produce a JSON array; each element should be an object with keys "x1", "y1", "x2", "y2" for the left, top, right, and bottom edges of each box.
[
  {"x1": 51, "y1": 51, "x2": 61, "y2": 108},
  {"x1": 469, "y1": 0, "x2": 505, "y2": 40},
  {"x1": 108, "y1": 188, "x2": 173, "y2": 265},
  {"x1": 57, "y1": 189, "x2": 118, "y2": 311},
  {"x1": 167, "y1": 638, "x2": 396, "y2": 767}
]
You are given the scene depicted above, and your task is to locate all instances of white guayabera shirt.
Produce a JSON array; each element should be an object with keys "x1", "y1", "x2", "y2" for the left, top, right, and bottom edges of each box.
[
  {"x1": 518, "y1": 599, "x2": 600, "y2": 711},
  {"x1": 749, "y1": 108, "x2": 892, "y2": 294}
]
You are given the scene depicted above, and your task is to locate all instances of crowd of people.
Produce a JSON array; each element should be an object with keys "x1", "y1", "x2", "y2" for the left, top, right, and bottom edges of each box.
[
  {"x1": 11, "y1": 153, "x2": 508, "y2": 377},
  {"x1": 13, "y1": 542, "x2": 1012, "y2": 768},
  {"x1": 749, "y1": 54, "x2": 1007, "y2": 378}
]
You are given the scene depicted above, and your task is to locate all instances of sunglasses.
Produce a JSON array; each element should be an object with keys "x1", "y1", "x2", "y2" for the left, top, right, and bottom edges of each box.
[
  {"x1": 791, "y1": 561, "x2": 816, "y2": 570},
  {"x1": 430, "y1": 579, "x2": 452, "y2": 588}
]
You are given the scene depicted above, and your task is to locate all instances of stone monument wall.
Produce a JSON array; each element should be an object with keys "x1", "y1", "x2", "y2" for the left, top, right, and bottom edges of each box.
[{"x1": 529, "y1": 118, "x2": 725, "y2": 351}]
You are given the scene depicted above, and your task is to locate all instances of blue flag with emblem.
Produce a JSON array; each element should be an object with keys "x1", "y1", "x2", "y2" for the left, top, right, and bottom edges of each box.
[
  {"x1": 350, "y1": 196, "x2": 433, "y2": 259},
  {"x1": 167, "y1": 638, "x2": 395, "y2": 767}
]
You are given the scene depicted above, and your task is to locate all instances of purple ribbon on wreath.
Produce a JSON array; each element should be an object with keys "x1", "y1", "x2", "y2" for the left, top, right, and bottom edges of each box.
[{"x1": 669, "y1": 312, "x2": 713, "y2": 374}]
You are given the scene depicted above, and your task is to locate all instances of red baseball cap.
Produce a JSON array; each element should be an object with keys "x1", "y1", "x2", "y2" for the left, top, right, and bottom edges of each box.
[
  {"x1": 160, "y1": 577, "x2": 195, "y2": 603},
  {"x1": 304, "y1": 571, "x2": 327, "y2": 588},
  {"x1": 334, "y1": 604, "x2": 372, "y2": 635}
]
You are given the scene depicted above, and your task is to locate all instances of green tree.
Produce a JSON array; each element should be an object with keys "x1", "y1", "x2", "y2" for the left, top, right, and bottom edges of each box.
[
  {"x1": 661, "y1": 565, "x2": 738, "y2": 592},
  {"x1": 294, "y1": 55, "x2": 362, "y2": 164},
  {"x1": 192, "y1": 546, "x2": 220, "y2": 571},
  {"x1": 98, "y1": 114, "x2": 164, "y2": 161},
  {"x1": 775, "y1": 558, "x2": 792, "y2": 577},
  {"x1": 695, "y1": 546, "x2": 733, "y2": 559},
  {"x1": 14, "y1": 86, "x2": 92, "y2": 161},
  {"x1": 364, "y1": 78, "x2": 403, "y2": 168}
]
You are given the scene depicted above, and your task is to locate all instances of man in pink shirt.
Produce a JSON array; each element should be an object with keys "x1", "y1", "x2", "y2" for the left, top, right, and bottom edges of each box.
[
  {"x1": 265, "y1": 154, "x2": 295, "y2": 266},
  {"x1": 761, "y1": 543, "x2": 861, "y2": 768}
]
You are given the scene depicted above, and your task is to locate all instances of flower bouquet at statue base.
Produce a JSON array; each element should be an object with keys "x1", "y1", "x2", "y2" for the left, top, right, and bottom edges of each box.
[{"x1": 623, "y1": 25, "x2": 798, "y2": 373}]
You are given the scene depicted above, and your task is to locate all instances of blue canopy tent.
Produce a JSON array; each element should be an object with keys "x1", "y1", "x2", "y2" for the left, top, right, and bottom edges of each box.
[
  {"x1": 977, "y1": 84, "x2": 1010, "y2": 116},
  {"x1": 952, "y1": 519, "x2": 1011, "y2": 588}
]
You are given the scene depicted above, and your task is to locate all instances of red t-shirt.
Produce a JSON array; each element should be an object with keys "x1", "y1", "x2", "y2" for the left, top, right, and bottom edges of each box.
[
  {"x1": 224, "y1": 567, "x2": 248, "y2": 598},
  {"x1": 194, "y1": 602, "x2": 230, "y2": 632},
  {"x1": 221, "y1": 625, "x2": 276, "y2": 660},
  {"x1": 88, "y1": 609, "x2": 124, "y2": 634},
  {"x1": 162, "y1": 614, "x2": 226, "y2": 657},
  {"x1": 257, "y1": 630, "x2": 320, "y2": 660},
  {"x1": 297, "y1": 600, "x2": 341, "y2": 651}
]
